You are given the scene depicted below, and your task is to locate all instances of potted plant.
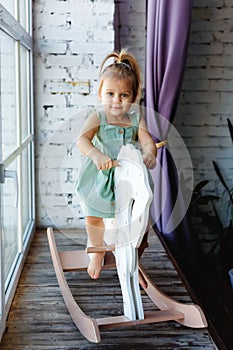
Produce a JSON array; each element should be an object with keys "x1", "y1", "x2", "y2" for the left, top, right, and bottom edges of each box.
[{"x1": 188, "y1": 118, "x2": 233, "y2": 281}]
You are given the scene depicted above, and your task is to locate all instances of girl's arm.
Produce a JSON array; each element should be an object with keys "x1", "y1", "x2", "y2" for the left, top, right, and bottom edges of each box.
[
  {"x1": 76, "y1": 113, "x2": 99, "y2": 156},
  {"x1": 138, "y1": 117, "x2": 157, "y2": 169},
  {"x1": 77, "y1": 113, "x2": 117, "y2": 170}
]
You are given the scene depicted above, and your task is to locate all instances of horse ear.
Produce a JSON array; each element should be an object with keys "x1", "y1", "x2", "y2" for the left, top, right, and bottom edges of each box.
[{"x1": 117, "y1": 144, "x2": 142, "y2": 165}]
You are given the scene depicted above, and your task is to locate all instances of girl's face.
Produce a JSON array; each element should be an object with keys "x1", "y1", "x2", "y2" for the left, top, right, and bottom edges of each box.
[{"x1": 98, "y1": 77, "x2": 134, "y2": 119}]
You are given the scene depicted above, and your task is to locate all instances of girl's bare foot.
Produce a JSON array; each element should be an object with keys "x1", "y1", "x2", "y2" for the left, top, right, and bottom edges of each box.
[{"x1": 87, "y1": 252, "x2": 105, "y2": 279}]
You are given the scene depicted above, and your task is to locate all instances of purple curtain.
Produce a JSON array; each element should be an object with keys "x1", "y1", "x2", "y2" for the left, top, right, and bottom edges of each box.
[{"x1": 145, "y1": 0, "x2": 195, "y2": 256}]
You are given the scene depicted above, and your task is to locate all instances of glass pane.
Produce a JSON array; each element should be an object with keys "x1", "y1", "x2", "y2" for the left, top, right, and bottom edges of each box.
[
  {"x1": 0, "y1": 30, "x2": 17, "y2": 159},
  {"x1": 0, "y1": 1, "x2": 15, "y2": 19},
  {"x1": 22, "y1": 146, "x2": 32, "y2": 235},
  {"x1": 20, "y1": 45, "x2": 30, "y2": 140},
  {"x1": 0, "y1": 1, "x2": 30, "y2": 32},
  {"x1": 3, "y1": 160, "x2": 18, "y2": 284},
  {"x1": 19, "y1": 0, "x2": 29, "y2": 32}
]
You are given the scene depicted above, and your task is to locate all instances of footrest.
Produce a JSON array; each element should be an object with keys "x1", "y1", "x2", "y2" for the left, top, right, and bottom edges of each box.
[{"x1": 96, "y1": 309, "x2": 184, "y2": 329}]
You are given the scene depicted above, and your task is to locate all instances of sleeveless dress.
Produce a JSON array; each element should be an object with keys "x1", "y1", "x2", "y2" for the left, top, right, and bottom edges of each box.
[{"x1": 76, "y1": 110, "x2": 140, "y2": 218}]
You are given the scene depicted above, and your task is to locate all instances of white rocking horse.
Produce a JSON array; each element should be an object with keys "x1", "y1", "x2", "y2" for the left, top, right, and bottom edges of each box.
[{"x1": 47, "y1": 144, "x2": 207, "y2": 343}]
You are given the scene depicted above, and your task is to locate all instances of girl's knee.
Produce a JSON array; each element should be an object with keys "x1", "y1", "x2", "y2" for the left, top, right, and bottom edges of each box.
[{"x1": 86, "y1": 216, "x2": 103, "y2": 227}]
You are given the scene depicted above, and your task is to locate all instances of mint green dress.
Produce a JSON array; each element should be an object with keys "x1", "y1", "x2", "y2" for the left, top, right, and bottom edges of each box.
[{"x1": 76, "y1": 110, "x2": 140, "y2": 218}]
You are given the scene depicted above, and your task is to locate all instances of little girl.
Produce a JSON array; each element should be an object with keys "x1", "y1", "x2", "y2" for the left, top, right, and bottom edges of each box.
[{"x1": 76, "y1": 49, "x2": 157, "y2": 280}]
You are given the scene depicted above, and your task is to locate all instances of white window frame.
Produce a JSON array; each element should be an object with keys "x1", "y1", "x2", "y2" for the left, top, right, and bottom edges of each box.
[{"x1": 0, "y1": 1, "x2": 35, "y2": 340}]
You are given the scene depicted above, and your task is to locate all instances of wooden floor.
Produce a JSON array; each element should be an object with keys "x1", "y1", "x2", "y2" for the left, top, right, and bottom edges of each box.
[{"x1": 0, "y1": 229, "x2": 218, "y2": 349}]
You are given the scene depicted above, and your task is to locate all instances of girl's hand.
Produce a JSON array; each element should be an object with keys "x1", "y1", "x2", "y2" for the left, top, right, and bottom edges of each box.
[
  {"x1": 142, "y1": 152, "x2": 156, "y2": 169},
  {"x1": 138, "y1": 117, "x2": 157, "y2": 169},
  {"x1": 91, "y1": 149, "x2": 119, "y2": 170}
]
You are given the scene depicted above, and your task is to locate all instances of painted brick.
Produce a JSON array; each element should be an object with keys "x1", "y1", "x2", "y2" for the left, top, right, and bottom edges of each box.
[
  {"x1": 46, "y1": 80, "x2": 90, "y2": 95},
  {"x1": 33, "y1": 39, "x2": 67, "y2": 54}
]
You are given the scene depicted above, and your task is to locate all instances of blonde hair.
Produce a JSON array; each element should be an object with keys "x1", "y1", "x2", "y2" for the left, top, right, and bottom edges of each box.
[{"x1": 98, "y1": 49, "x2": 142, "y2": 102}]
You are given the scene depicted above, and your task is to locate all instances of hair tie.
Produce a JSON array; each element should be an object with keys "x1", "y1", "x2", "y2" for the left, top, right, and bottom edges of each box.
[
  {"x1": 100, "y1": 57, "x2": 115, "y2": 74},
  {"x1": 116, "y1": 61, "x2": 132, "y2": 71},
  {"x1": 100, "y1": 57, "x2": 132, "y2": 75}
]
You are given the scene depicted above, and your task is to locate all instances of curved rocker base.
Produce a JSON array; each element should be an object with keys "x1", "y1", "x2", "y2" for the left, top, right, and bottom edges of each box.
[{"x1": 47, "y1": 227, "x2": 207, "y2": 343}]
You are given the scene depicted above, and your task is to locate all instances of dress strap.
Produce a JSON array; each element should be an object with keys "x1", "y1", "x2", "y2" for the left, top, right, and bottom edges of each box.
[
  {"x1": 97, "y1": 110, "x2": 107, "y2": 125},
  {"x1": 129, "y1": 111, "x2": 140, "y2": 128}
]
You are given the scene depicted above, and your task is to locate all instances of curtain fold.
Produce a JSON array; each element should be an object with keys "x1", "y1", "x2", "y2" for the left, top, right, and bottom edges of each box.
[{"x1": 145, "y1": 0, "x2": 197, "y2": 259}]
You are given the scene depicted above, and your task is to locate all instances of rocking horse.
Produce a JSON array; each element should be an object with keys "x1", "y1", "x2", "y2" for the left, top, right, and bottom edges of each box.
[{"x1": 47, "y1": 144, "x2": 207, "y2": 343}]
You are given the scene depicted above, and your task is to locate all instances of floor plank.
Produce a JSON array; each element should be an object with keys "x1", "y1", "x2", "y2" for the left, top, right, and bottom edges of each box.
[{"x1": 0, "y1": 229, "x2": 218, "y2": 349}]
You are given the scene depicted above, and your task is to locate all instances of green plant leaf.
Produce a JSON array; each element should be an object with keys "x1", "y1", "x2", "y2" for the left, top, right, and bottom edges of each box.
[
  {"x1": 227, "y1": 118, "x2": 233, "y2": 144},
  {"x1": 194, "y1": 180, "x2": 209, "y2": 192},
  {"x1": 212, "y1": 160, "x2": 233, "y2": 204},
  {"x1": 197, "y1": 195, "x2": 220, "y2": 205},
  {"x1": 201, "y1": 210, "x2": 223, "y2": 239}
]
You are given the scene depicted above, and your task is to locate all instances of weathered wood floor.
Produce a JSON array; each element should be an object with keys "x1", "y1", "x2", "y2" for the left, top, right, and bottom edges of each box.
[{"x1": 0, "y1": 229, "x2": 218, "y2": 349}]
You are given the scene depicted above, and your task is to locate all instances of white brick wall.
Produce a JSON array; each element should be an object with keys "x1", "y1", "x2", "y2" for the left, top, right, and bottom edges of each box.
[
  {"x1": 175, "y1": 0, "x2": 233, "y2": 196},
  {"x1": 33, "y1": 0, "x2": 115, "y2": 229},
  {"x1": 34, "y1": 0, "x2": 233, "y2": 228}
]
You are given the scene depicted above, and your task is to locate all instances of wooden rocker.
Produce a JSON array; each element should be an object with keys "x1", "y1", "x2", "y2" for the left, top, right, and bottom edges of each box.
[{"x1": 47, "y1": 144, "x2": 207, "y2": 343}]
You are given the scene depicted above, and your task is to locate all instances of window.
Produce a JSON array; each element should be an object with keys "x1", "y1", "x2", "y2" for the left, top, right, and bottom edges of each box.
[{"x1": 0, "y1": 1, "x2": 34, "y2": 340}]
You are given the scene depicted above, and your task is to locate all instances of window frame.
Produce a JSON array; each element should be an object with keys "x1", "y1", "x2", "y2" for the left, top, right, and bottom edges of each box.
[{"x1": 0, "y1": 0, "x2": 35, "y2": 340}]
